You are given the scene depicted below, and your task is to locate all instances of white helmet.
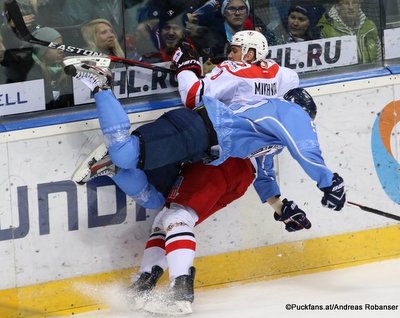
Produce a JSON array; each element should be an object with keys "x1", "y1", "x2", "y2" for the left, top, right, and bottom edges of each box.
[{"x1": 230, "y1": 30, "x2": 269, "y2": 63}]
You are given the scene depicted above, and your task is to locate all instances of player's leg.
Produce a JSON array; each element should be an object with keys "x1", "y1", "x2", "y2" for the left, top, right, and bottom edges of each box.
[
  {"x1": 140, "y1": 162, "x2": 232, "y2": 315},
  {"x1": 129, "y1": 208, "x2": 169, "y2": 304},
  {"x1": 167, "y1": 161, "x2": 228, "y2": 224},
  {"x1": 64, "y1": 57, "x2": 210, "y2": 170},
  {"x1": 112, "y1": 168, "x2": 164, "y2": 209},
  {"x1": 214, "y1": 158, "x2": 255, "y2": 214},
  {"x1": 142, "y1": 204, "x2": 197, "y2": 314},
  {"x1": 134, "y1": 108, "x2": 210, "y2": 170},
  {"x1": 167, "y1": 158, "x2": 254, "y2": 225}
]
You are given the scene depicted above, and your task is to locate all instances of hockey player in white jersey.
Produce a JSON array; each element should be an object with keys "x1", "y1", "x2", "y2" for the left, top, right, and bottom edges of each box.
[{"x1": 129, "y1": 31, "x2": 301, "y2": 314}]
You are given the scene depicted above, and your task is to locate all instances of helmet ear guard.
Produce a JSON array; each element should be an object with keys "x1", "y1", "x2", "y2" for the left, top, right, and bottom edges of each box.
[
  {"x1": 284, "y1": 88, "x2": 317, "y2": 120},
  {"x1": 230, "y1": 30, "x2": 269, "y2": 63}
]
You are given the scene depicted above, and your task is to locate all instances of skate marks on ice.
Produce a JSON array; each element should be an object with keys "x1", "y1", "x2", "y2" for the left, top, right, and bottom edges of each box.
[
  {"x1": 70, "y1": 281, "x2": 191, "y2": 317},
  {"x1": 60, "y1": 259, "x2": 400, "y2": 317},
  {"x1": 71, "y1": 281, "x2": 146, "y2": 316}
]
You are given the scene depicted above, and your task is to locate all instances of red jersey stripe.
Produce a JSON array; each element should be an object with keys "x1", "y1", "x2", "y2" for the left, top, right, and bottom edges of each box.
[
  {"x1": 220, "y1": 62, "x2": 280, "y2": 79},
  {"x1": 186, "y1": 81, "x2": 201, "y2": 109}
]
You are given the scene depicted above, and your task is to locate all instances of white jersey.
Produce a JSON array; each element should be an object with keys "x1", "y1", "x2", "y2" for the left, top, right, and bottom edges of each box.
[{"x1": 177, "y1": 59, "x2": 299, "y2": 108}]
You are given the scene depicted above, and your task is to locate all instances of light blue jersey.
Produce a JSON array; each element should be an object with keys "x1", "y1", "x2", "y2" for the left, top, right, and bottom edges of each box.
[{"x1": 202, "y1": 96, "x2": 333, "y2": 202}]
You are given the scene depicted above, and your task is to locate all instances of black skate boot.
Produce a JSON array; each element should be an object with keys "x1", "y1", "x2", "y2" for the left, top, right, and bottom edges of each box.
[
  {"x1": 172, "y1": 266, "x2": 196, "y2": 303},
  {"x1": 128, "y1": 265, "x2": 164, "y2": 309},
  {"x1": 143, "y1": 267, "x2": 196, "y2": 315}
]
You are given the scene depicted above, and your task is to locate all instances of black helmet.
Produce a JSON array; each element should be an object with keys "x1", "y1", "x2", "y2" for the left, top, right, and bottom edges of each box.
[{"x1": 284, "y1": 88, "x2": 317, "y2": 120}]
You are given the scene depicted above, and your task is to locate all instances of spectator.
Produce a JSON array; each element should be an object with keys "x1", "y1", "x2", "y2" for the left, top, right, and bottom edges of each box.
[
  {"x1": 81, "y1": 19, "x2": 125, "y2": 59},
  {"x1": 277, "y1": 1, "x2": 323, "y2": 43},
  {"x1": 220, "y1": 0, "x2": 251, "y2": 41},
  {"x1": 157, "y1": 14, "x2": 187, "y2": 60},
  {"x1": 184, "y1": 0, "x2": 263, "y2": 64},
  {"x1": 26, "y1": 27, "x2": 73, "y2": 110},
  {"x1": 317, "y1": 0, "x2": 382, "y2": 64},
  {"x1": 60, "y1": 0, "x2": 123, "y2": 47},
  {"x1": 129, "y1": 12, "x2": 190, "y2": 63}
]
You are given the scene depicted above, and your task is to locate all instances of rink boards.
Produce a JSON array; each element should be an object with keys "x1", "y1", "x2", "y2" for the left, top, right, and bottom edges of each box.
[{"x1": 1, "y1": 74, "x2": 400, "y2": 317}]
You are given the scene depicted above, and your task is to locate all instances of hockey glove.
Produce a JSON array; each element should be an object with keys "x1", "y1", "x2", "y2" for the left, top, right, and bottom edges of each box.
[
  {"x1": 172, "y1": 42, "x2": 202, "y2": 77},
  {"x1": 274, "y1": 199, "x2": 312, "y2": 232},
  {"x1": 320, "y1": 173, "x2": 346, "y2": 211}
]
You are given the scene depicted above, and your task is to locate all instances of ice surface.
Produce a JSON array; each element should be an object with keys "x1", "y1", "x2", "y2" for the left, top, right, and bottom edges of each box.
[{"x1": 70, "y1": 258, "x2": 400, "y2": 318}]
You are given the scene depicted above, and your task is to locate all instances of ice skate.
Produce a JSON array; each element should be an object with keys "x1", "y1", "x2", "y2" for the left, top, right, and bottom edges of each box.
[
  {"x1": 63, "y1": 56, "x2": 112, "y2": 91},
  {"x1": 143, "y1": 267, "x2": 195, "y2": 315},
  {"x1": 72, "y1": 143, "x2": 115, "y2": 185},
  {"x1": 127, "y1": 265, "x2": 164, "y2": 310}
]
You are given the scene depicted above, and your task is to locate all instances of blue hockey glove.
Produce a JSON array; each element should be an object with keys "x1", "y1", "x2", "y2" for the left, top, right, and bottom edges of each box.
[
  {"x1": 172, "y1": 42, "x2": 202, "y2": 77},
  {"x1": 274, "y1": 199, "x2": 311, "y2": 232},
  {"x1": 320, "y1": 173, "x2": 346, "y2": 211}
]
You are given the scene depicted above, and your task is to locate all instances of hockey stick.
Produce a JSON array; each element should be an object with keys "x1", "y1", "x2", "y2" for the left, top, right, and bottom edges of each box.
[
  {"x1": 3, "y1": 0, "x2": 176, "y2": 74},
  {"x1": 347, "y1": 201, "x2": 400, "y2": 221}
]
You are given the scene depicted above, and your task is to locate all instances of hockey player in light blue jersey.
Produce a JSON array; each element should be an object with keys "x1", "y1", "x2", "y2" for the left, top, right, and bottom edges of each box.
[
  {"x1": 63, "y1": 58, "x2": 345, "y2": 214},
  {"x1": 201, "y1": 93, "x2": 333, "y2": 203}
]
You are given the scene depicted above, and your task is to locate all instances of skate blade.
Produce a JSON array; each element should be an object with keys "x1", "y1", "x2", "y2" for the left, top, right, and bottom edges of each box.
[
  {"x1": 72, "y1": 143, "x2": 108, "y2": 184},
  {"x1": 143, "y1": 299, "x2": 192, "y2": 315}
]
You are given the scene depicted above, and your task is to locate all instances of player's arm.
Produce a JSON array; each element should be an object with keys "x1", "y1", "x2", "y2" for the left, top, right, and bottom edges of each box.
[
  {"x1": 253, "y1": 156, "x2": 311, "y2": 232},
  {"x1": 279, "y1": 118, "x2": 346, "y2": 211},
  {"x1": 173, "y1": 45, "x2": 238, "y2": 108},
  {"x1": 176, "y1": 63, "x2": 236, "y2": 109}
]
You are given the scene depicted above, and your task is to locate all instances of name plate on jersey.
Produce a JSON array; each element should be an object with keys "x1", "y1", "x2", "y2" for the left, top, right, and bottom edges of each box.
[
  {"x1": 0, "y1": 79, "x2": 45, "y2": 116},
  {"x1": 268, "y1": 36, "x2": 358, "y2": 72}
]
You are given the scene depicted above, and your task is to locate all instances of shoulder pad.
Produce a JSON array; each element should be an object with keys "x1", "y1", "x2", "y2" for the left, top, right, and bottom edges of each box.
[{"x1": 219, "y1": 60, "x2": 251, "y2": 72}]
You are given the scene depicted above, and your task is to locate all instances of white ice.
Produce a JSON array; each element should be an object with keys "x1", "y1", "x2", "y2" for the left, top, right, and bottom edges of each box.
[{"x1": 72, "y1": 258, "x2": 400, "y2": 318}]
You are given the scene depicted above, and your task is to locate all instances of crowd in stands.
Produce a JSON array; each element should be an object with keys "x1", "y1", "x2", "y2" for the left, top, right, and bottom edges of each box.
[{"x1": 0, "y1": 0, "x2": 392, "y2": 112}]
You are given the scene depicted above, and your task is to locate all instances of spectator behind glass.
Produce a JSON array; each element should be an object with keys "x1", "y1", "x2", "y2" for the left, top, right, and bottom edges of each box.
[
  {"x1": 185, "y1": 0, "x2": 253, "y2": 59},
  {"x1": 60, "y1": 0, "x2": 123, "y2": 47},
  {"x1": 129, "y1": 12, "x2": 190, "y2": 63},
  {"x1": 26, "y1": 27, "x2": 73, "y2": 110},
  {"x1": 81, "y1": 19, "x2": 125, "y2": 60},
  {"x1": 158, "y1": 15, "x2": 187, "y2": 60},
  {"x1": 277, "y1": 1, "x2": 322, "y2": 43},
  {"x1": 317, "y1": 0, "x2": 382, "y2": 64},
  {"x1": 220, "y1": 0, "x2": 252, "y2": 41}
]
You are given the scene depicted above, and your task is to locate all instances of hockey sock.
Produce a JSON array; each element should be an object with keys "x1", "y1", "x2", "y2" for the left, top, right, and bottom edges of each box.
[
  {"x1": 139, "y1": 232, "x2": 168, "y2": 275},
  {"x1": 161, "y1": 205, "x2": 198, "y2": 279},
  {"x1": 165, "y1": 223, "x2": 196, "y2": 279}
]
